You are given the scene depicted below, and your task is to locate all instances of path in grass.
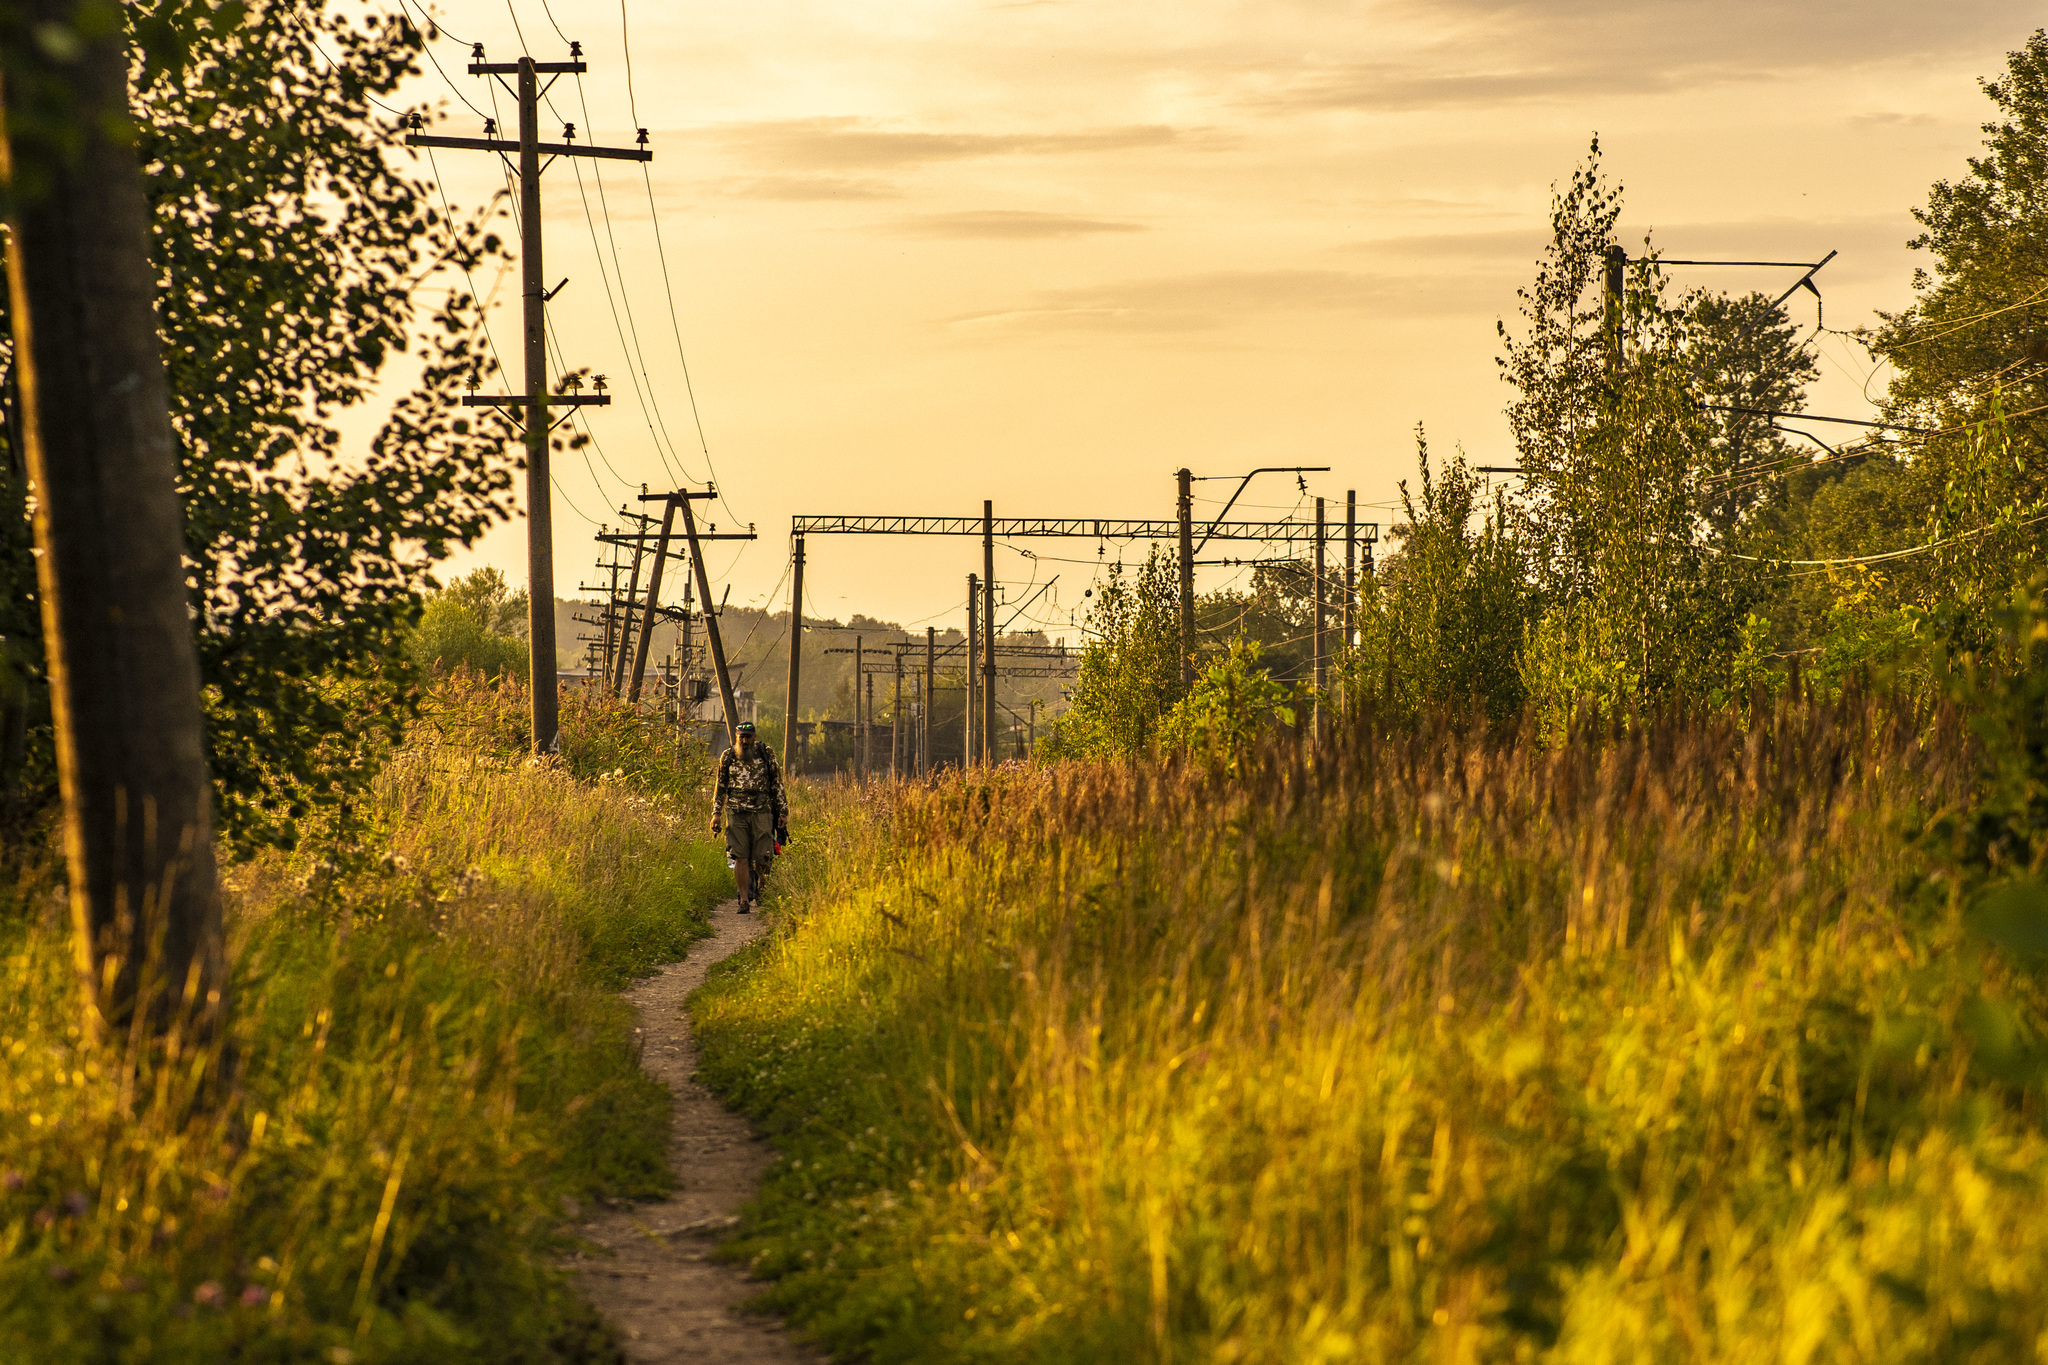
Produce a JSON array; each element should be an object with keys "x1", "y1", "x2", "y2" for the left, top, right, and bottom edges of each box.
[{"x1": 568, "y1": 900, "x2": 820, "y2": 1364}]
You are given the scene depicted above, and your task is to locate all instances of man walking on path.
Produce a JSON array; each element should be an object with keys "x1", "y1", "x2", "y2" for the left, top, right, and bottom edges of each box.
[{"x1": 710, "y1": 720, "x2": 788, "y2": 914}]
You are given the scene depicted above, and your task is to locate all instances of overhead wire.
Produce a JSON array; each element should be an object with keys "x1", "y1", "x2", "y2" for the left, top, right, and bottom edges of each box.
[
  {"x1": 1883, "y1": 282, "x2": 2048, "y2": 351},
  {"x1": 617, "y1": 0, "x2": 642, "y2": 127},
  {"x1": 280, "y1": 6, "x2": 411, "y2": 116},
  {"x1": 394, "y1": 20, "x2": 609, "y2": 540},
  {"x1": 533, "y1": 0, "x2": 572, "y2": 44},
  {"x1": 518, "y1": 0, "x2": 736, "y2": 549},
  {"x1": 1722, "y1": 510, "x2": 2048, "y2": 574},
  {"x1": 502, "y1": 0, "x2": 532, "y2": 55},
  {"x1": 618, "y1": 4, "x2": 729, "y2": 521},
  {"x1": 565, "y1": 117, "x2": 692, "y2": 485},
  {"x1": 393, "y1": 0, "x2": 492, "y2": 120}
]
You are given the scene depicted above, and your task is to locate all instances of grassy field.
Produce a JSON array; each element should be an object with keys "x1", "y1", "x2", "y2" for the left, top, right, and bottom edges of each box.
[
  {"x1": 693, "y1": 691, "x2": 2048, "y2": 1362},
  {"x1": 0, "y1": 701, "x2": 728, "y2": 1362}
]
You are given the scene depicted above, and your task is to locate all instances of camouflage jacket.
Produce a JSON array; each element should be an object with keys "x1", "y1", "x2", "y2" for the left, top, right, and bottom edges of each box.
[{"x1": 715, "y1": 744, "x2": 787, "y2": 822}]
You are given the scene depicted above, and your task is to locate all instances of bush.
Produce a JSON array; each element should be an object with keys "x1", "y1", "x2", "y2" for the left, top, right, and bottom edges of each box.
[
  {"x1": 1157, "y1": 639, "x2": 1297, "y2": 755},
  {"x1": 1042, "y1": 548, "x2": 1185, "y2": 760}
]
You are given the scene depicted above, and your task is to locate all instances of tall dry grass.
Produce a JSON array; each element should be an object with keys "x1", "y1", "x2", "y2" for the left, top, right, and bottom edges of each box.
[
  {"x1": 694, "y1": 690, "x2": 2048, "y2": 1362},
  {"x1": 0, "y1": 729, "x2": 726, "y2": 1361}
]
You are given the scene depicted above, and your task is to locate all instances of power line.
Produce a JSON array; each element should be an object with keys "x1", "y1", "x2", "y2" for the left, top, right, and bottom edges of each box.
[
  {"x1": 393, "y1": 0, "x2": 492, "y2": 120},
  {"x1": 637, "y1": 166, "x2": 728, "y2": 514},
  {"x1": 618, "y1": 0, "x2": 642, "y2": 128},
  {"x1": 503, "y1": 0, "x2": 532, "y2": 55},
  {"x1": 1725, "y1": 510, "x2": 2048, "y2": 572},
  {"x1": 535, "y1": 0, "x2": 573, "y2": 45},
  {"x1": 566, "y1": 102, "x2": 693, "y2": 484}
]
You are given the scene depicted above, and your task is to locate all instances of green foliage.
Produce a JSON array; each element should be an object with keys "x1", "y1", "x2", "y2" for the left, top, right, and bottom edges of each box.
[
  {"x1": 1193, "y1": 559, "x2": 1317, "y2": 687},
  {"x1": 0, "y1": 736, "x2": 728, "y2": 1361},
  {"x1": 1873, "y1": 29, "x2": 2048, "y2": 444},
  {"x1": 409, "y1": 568, "x2": 529, "y2": 681},
  {"x1": 1752, "y1": 33, "x2": 2048, "y2": 671},
  {"x1": 1157, "y1": 639, "x2": 1296, "y2": 754},
  {"x1": 1351, "y1": 434, "x2": 1536, "y2": 721},
  {"x1": 1042, "y1": 547, "x2": 1185, "y2": 759},
  {"x1": 693, "y1": 696, "x2": 2048, "y2": 1363},
  {"x1": 438, "y1": 565, "x2": 530, "y2": 640},
  {"x1": 1497, "y1": 139, "x2": 1770, "y2": 725},
  {"x1": 410, "y1": 671, "x2": 712, "y2": 807},
  {"x1": 1685, "y1": 291, "x2": 1822, "y2": 536},
  {"x1": 0, "y1": 0, "x2": 517, "y2": 849}
]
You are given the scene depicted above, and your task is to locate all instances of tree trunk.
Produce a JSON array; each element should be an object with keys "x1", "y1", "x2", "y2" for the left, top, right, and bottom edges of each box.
[{"x1": 0, "y1": 8, "x2": 225, "y2": 1035}]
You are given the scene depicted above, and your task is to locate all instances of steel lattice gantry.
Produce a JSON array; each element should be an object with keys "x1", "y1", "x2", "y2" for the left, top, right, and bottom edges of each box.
[{"x1": 790, "y1": 514, "x2": 1378, "y2": 545}]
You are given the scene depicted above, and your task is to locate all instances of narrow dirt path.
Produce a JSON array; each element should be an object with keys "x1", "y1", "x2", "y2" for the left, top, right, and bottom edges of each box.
[{"x1": 568, "y1": 901, "x2": 822, "y2": 1364}]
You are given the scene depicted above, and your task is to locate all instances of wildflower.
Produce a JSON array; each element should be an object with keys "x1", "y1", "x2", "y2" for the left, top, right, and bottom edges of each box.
[
  {"x1": 1, "y1": 1170, "x2": 22, "y2": 1191},
  {"x1": 62, "y1": 1190, "x2": 88, "y2": 1217},
  {"x1": 120, "y1": 1276, "x2": 145, "y2": 1293},
  {"x1": 193, "y1": 1281, "x2": 225, "y2": 1308},
  {"x1": 47, "y1": 1264, "x2": 74, "y2": 1283},
  {"x1": 240, "y1": 1284, "x2": 270, "y2": 1306}
]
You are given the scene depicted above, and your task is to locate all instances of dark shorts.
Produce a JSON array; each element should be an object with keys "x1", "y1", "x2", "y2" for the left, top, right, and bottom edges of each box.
[{"x1": 725, "y1": 808, "x2": 777, "y2": 866}]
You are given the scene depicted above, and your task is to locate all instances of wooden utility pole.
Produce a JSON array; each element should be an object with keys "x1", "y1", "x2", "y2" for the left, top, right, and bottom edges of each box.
[
  {"x1": 924, "y1": 627, "x2": 935, "y2": 775},
  {"x1": 678, "y1": 573, "x2": 693, "y2": 715},
  {"x1": 2, "y1": 5, "x2": 224, "y2": 1031},
  {"x1": 892, "y1": 649, "x2": 903, "y2": 778},
  {"x1": 515, "y1": 61, "x2": 556, "y2": 731},
  {"x1": 965, "y1": 574, "x2": 978, "y2": 768},
  {"x1": 783, "y1": 535, "x2": 804, "y2": 775},
  {"x1": 406, "y1": 49, "x2": 647, "y2": 753},
  {"x1": 1604, "y1": 245, "x2": 1626, "y2": 374},
  {"x1": 610, "y1": 500, "x2": 651, "y2": 696},
  {"x1": 982, "y1": 501, "x2": 996, "y2": 767},
  {"x1": 627, "y1": 498, "x2": 678, "y2": 701},
  {"x1": 1176, "y1": 467, "x2": 1195, "y2": 689},
  {"x1": 1313, "y1": 497, "x2": 1327, "y2": 738},
  {"x1": 854, "y1": 634, "x2": 865, "y2": 782},
  {"x1": 620, "y1": 490, "x2": 750, "y2": 701},
  {"x1": 677, "y1": 493, "x2": 739, "y2": 741},
  {"x1": 1343, "y1": 489, "x2": 1357, "y2": 713}
]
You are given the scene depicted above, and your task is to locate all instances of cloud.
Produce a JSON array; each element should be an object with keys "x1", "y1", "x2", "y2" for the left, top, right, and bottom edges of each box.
[
  {"x1": 1245, "y1": 0, "x2": 2024, "y2": 112},
  {"x1": 883, "y1": 210, "x2": 1147, "y2": 239},
  {"x1": 724, "y1": 174, "x2": 902, "y2": 201},
  {"x1": 1852, "y1": 111, "x2": 1940, "y2": 127},
  {"x1": 1331, "y1": 228, "x2": 1549, "y2": 262},
  {"x1": 947, "y1": 268, "x2": 1405, "y2": 333},
  {"x1": 709, "y1": 116, "x2": 1192, "y2": 170}
]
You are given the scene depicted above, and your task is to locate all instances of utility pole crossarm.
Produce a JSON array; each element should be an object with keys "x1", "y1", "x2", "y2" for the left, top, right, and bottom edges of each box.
[
  {"x1": 468, "y1": 59, "x2": 585, "y2": 73},
  {"x1": 405, "y1": 133, "x2": 651, "y2": 163},
  {"x1": 602, "y1": 531, "x2": 755, "y2": 541},
  {"x1": 463, "y1": 393, "x2": 612, "y2": 407}
]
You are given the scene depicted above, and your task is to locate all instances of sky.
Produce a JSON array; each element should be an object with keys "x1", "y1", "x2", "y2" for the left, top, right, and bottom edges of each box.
[{"x1": 381, "y1": 0, "x2": 2041, "y2": 646}]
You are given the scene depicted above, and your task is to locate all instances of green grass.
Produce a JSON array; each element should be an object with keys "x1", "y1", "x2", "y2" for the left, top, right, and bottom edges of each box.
[
  {"x1": 0, "y1": 733, "x2": 727, "y2": 1362},
  {"x1": 693, "y1": 695, "x2": 2048, "y2": 1362}
]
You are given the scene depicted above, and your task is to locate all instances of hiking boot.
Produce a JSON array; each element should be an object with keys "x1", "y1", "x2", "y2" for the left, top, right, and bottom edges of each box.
[{"x1": 737, "y1": 899, "x2": 752, "y2": 915}]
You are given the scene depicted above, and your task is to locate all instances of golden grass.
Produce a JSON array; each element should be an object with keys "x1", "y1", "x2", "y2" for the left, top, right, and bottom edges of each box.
[
  {"x1": 0, "y1": 735, "x2": 726, "y2": 1362},
  {"x1": 694, "y1": 692, "x2": 2048, "y2": 1362}
]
